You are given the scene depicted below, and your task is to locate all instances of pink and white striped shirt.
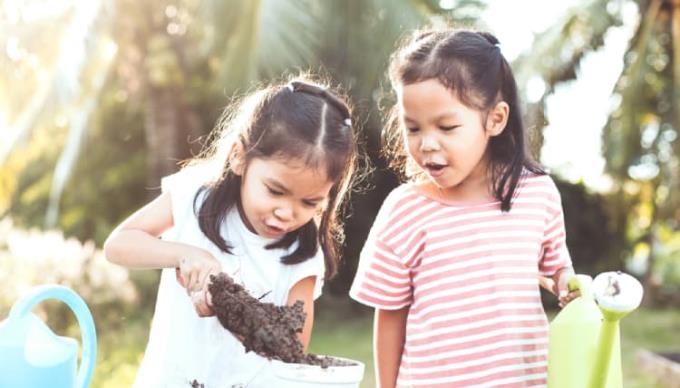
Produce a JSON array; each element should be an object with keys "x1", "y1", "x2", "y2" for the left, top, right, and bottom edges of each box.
[{"x1": 350, "y1": 173, "x2": 571, "y2": 387}]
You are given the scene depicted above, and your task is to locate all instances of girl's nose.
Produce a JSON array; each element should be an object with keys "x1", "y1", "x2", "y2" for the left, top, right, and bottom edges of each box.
[
  {"x1": 420, "y1": 134, "x2": 440, "y2": 152},
  {"x1": 273, "y1": 206, "x2": 293, "y2": 221}
]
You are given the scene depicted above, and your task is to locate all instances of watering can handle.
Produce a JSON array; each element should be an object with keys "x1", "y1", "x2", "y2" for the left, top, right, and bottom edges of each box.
[
  {"x1": 9, "y1": 285, "x2": 97, "y2": 388},
  {"x1": 566, "y1": 274, "x2": 593, "y2": 299}
]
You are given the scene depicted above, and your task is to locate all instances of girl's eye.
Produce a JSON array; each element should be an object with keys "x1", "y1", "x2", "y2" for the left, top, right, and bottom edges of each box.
[
  {"x1": 406, "y1": 127, "x2": 419, "y2": 133},
  {"x1": 440, "y1": 125, "x2": 459, "y2": 131},
  {"x1": 302, "y1": 200, "x2": 318, "y2": 208},
  {"x1": 267, "y1": 187, "x2": 284, "y2": 196}
]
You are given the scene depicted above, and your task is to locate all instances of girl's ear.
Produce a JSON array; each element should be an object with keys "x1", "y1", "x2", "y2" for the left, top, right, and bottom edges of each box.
[
  {"x1": 230, "y1": 143, "x2": 246, "y2": 176},
  {"x1": 486, "y1": 101, "x2": 509, "y2": 137}
]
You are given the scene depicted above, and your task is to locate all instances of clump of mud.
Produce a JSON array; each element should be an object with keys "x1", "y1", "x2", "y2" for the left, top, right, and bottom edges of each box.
[{"x1": 208, "y1": 273, "x2": 353, "y2": 367}]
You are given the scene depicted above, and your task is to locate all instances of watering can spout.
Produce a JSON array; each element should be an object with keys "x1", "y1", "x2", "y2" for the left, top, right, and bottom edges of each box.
[
  {"x1": 0, "y1": 285, "x2": 97, "y2": 388},
  {"x1": 547, "y1": 271, "x2": 643, "y2": 388},
  {"x1": 587, "y1": 272, "x2": 644, "y2": 388}
]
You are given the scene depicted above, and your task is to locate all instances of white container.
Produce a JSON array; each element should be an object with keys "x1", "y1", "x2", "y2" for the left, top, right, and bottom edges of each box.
[{"x1": 269, "y1": 356, "x2": 365, "y2": 388}]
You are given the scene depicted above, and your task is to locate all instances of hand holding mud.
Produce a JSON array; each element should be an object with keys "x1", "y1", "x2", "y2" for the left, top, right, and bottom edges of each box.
[
  {"x1": 175, "y1": 251, "x2": 222, "y2": 295},
  {"x1": 190, "y1": 288, "x2": 214, "y2": 317},
  {"x1": 199, "y1": 272, "x2": 350, "y2": 367}
]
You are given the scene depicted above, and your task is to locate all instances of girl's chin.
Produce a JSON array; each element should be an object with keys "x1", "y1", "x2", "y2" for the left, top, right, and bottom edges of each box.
[{"x1": 260, "y1": 224, "x2": 287, "y2": 238}]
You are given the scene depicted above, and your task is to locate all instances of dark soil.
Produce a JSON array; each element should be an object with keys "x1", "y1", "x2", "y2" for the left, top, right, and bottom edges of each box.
[{"x1": 208, "y1": 273, "x2": 354, "y2": 368}]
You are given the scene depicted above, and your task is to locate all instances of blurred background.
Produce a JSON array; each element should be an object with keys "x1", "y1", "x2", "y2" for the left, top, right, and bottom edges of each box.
[{"x1": 1, "y1": 0, "x2": 679, "y2": 387}]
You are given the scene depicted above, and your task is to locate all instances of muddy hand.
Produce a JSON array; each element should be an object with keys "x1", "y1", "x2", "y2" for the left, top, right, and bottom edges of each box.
[
  {"x1": 191, "y1": 287, "x2": 215, "y2": 317},
  {"x1": 177, "y1": 254, "x2": 222, "y2": 295}
]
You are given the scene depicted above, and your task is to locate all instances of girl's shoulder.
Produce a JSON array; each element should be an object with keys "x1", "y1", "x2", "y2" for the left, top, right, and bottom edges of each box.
[
  {"x1": 161, "y1": 162, "x2": 221, "y2": 193},
  {"x1": 380, "y1": 183, "x2": 426, "y2": 213},
  {"x1": 370, "y1": 183, "x2": 429, "y2": 233},
  {"x1": 161, "y1": 162, "x2": 222, "y2": 229},
  {"x1": 516, "y1": 169, "x2": 562, "y2": 202}
]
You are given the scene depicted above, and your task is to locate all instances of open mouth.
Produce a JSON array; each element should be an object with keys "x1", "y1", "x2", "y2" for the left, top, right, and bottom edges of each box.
[
  {"x1": 264, "y1": 223, "x2": 286, "y2": 236},
  {"x1": 424, "y1": 162, "x2": 447, "y2": 176}
]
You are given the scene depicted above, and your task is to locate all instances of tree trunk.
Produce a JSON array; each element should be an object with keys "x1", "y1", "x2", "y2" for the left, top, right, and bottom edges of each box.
[{"x1": 144, "y1": 85, "x2": 202, "y2": 195}]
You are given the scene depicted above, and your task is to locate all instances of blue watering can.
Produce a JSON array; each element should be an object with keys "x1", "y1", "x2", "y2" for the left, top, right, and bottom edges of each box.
[{"x1": 0, "y1": 285, "x2": 97, "y2": 388}]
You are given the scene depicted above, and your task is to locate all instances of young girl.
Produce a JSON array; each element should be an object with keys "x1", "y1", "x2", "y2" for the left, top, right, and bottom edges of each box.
[
  {"x1": 350, "y1": 29, "x2": 578, "y2": 387},
  {"x1": 104, "y1": 77, "x2": 357, "y2": 387}
]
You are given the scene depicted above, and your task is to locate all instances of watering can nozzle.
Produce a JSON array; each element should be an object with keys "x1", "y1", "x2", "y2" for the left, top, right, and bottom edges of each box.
[
  {"x1": 592, "y1": 271, "x2": 643, "y2": 320},
  {"x1": 548, "y1": 271, "x2": 643, "y2": 388}
]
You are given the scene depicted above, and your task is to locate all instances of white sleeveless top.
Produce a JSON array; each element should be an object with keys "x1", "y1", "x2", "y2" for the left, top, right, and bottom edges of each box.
[{"x1": 133, "y1": 164, "x2": 325, "y2": 388}]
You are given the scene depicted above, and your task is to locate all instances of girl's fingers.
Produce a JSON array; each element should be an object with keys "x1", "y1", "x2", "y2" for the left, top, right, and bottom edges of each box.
[
  {"x1": 191, "y1": 290, "x2": 214, "y2": 317},
  {"x1": 538, "y1": 276, "x2": 556, "y2": 295},
  {"x1": 186, "y1": 271, "x2": 199, "y2": 294},
  {"x1": 198, "y1": 269, "x2": 213, "y2": 292},
  {"x1": 175, "y1": 268, "x2": 185, "y2": 287},
  {"x1": 558, "y1": 290, "x2": 580, "y2": 308}
]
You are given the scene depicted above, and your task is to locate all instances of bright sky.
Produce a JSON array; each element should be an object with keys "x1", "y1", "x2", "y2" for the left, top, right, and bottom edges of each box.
[{"x1": 480, "y1": 0, "x2": 640, "y2": 192}]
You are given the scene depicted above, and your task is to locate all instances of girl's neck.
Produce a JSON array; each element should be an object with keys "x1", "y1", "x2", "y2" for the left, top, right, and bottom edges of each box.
[
  {"x1": 418, "y1": 159, "x2": 495, "y2": 205},
  {"x1": 418, "y1": 177, "x2": 494, "y2": 206}
]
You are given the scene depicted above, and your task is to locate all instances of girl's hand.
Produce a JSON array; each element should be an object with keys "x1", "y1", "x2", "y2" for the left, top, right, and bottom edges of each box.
[
  {"x1": 554, "y1": 267, "x2": 579, "y2": 308},
  {"x1": 538, "y1": 269, "x2": 580, "y2": 308},
  {"x1": 175, "y1": 251, "x2": 222, "y2": 295},
  {"x1": 191, "y1": 288, "x2": 215, "y2": 317}
]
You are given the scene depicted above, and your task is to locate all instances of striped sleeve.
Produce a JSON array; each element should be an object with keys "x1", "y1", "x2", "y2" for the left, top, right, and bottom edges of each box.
[
  {"x1": 350, "y1": 188, "x2": 413, "y2": 309},
  {"x1": 538, "y1": 177, "x2": 572, "y2": 276}
]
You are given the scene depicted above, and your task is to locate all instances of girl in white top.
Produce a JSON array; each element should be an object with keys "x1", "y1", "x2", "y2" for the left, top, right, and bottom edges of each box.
[{"x1": 104, "y1": 77, "x2": 358, "y2": 387}]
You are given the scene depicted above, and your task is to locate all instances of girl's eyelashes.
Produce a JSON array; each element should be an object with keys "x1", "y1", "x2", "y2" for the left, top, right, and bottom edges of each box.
[
  {"x1": 440, "y1": 125, "x2": 459, "y2": 131},
  {"x1": 404, "y1": 125, "x2": 459, "y2": 132},
  {"x1": 266, "y1": 186, "x2": 284, "y2": 196},
  {"x1": 266, "y1": 184, "x2": 321, "y2": 207},
  {"x1": 302, "y1": 200, "x2": 319, "y2": 207}
]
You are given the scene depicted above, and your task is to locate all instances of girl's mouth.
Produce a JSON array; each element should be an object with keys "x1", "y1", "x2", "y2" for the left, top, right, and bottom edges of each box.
[
  {"x1": 264, "y1": 223, "x2": 286, "y2": 236},
  {"x1": 424, "y1": 162, "x2": 447, "y2": 177}
]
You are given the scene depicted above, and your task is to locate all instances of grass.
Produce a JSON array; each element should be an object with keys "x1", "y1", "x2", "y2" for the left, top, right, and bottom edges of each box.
[
  {"x1": 620, "y1": 308, "x2": 680, "y2": 387},
  {"x1": 309, "y1": 300, "x2": 375, "y2": 388},
  {"x1": 311, "y1": 301, "x2": 680, "y2": 388},
  {"x1": 91, "y1": 302, "x2": 679, "y2": 388}
]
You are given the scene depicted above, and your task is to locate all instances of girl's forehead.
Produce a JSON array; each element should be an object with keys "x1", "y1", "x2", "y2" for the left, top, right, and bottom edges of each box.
[
  {"x1": 252, "y1": 156, "x2": 330, "y2": 181},
  {"x1": 249, "y1": 156, "x2": 334, "y2": 198},
  {"x1": 398, "y1": 80, "x2": 468, "y2": 118}
]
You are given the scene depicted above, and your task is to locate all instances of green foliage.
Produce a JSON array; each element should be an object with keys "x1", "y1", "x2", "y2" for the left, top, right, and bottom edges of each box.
[
  {"x1": 58, "y1": 85, "x2": 148, "y2": 244},
  {"x1": 2, "y1": 125, "x2": 66, "y2": 226}
]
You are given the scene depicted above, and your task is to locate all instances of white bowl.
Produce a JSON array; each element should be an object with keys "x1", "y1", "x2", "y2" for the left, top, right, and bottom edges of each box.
[{"x1": 269, "y1": 356, "x2": 365, "y2": 388}]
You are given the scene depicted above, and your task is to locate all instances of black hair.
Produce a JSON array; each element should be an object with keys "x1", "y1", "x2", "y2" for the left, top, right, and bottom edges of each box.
[
  {"x1": 190, "y1": 77, "x2": 356, "y2": 279},
  {"x1": 385, "y1": 28, "x2": 545, "y2": 211}
]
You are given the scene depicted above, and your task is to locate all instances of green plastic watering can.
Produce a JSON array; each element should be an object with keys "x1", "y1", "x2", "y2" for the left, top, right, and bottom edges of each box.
[{"x1": 547, "y1": 271, "x2": 643, "y2": 388}]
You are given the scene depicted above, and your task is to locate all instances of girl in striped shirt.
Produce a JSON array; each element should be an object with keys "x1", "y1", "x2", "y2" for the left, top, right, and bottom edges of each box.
[{"x1": 350, "y1": 29, "x2": 579, "y2": 387}]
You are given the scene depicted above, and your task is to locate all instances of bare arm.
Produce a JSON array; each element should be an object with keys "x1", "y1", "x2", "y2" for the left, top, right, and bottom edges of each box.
[
  {"x1": 104, "y1": 192, "x2": 220, "y2": 293},
  {"x1": 375, "y1": 307, "x2": 408, "y2": 388},
  {"x1": 287, "y1": 276, "x2": 316, "y2": 351}
]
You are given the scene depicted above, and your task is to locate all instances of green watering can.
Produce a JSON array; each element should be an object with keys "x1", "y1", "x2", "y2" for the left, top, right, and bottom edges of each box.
[{"x1": 547, "y1": 271, "x2": 643, "y2": 388}]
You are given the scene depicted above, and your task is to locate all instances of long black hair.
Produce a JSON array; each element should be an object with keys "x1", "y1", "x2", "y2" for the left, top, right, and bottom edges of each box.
[
  {"x1": 190, "y1": 77, "x2": 356, "y2": 279},
  {"x1": 385, "y1": 29, "x2": 545, "y2": 211}
]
